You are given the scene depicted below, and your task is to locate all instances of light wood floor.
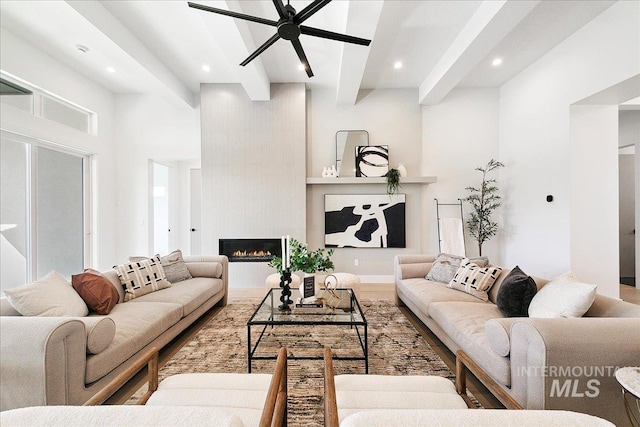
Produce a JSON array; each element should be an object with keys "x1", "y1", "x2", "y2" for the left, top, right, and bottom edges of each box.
[{"x1": 620, "y1": 283, "x2": 640, "y2": 304}]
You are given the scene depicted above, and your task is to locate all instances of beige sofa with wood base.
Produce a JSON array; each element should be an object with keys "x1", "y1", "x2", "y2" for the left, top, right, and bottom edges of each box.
[
  {"x1": 394, "y1": 254, "x2": 640, "y2": 426},
  {"x1": 1, "y1": 346, "x2": 288, "y2": 427},
  {"x1": 0, "y1": 255, "x2": 228, "y2": 411}
]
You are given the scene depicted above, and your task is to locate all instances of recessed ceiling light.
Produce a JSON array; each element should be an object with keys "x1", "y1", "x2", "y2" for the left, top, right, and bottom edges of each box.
[
  {"x1": 298, "y1": 63, "x2": 305, "y2": 71},
  {"x1": 76, "y1": 44, "x2": 89, "y2": 54},
  {"x1": 393, "y1": 61, "x2": 403, "y2": 69},
  {"x1": 202, "y1": 64, "x2": 210, "y2": 72},
  {"x1": 107, "y1": 66, "x2": 116, "y2": 73},
  {"x1": 492, "y1": 57, "x2": 503, "y2": 66}
]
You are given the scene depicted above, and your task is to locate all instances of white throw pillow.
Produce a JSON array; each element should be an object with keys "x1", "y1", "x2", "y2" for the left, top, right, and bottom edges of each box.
[
  {"x1": 528, "y1": 271, "x2": 597, "y2": 318},
  {"x1": 4, "y1": 271, "x2": 89, "y2": 317}
]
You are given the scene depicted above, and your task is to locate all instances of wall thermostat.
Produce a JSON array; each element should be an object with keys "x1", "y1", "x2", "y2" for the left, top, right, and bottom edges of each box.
[{"x1": 546, "y1": 195, "x2": 553, "y2": 202}]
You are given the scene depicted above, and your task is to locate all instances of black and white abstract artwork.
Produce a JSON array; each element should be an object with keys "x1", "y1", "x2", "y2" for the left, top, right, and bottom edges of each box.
[
  {"x1": 355, "y1": 145, "x2": 389, "y2": 177},
  {"x1": 325, "y1": 194, "x2": 406, "y2": 248}
]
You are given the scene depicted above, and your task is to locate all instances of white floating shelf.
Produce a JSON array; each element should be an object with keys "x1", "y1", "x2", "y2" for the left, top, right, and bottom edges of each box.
[{"x1": 306, "y1": 176, "x2": 437, "y2": 185}]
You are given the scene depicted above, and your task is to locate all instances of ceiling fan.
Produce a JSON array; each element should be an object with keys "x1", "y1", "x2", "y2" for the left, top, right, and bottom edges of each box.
[{"x1": 188, "y1": 0, "x2": 371, "y2": 77}]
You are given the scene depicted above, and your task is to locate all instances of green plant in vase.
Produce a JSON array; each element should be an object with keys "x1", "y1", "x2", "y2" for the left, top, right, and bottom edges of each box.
[
  {"x1": 384, "y1": 168, "x2": 401, "y2": 196},
  {"x1": 268, "y1": 238, "x2": 334, "y2": 274}
]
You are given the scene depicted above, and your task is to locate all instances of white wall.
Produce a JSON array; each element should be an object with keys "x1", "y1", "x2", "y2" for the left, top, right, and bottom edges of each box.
[
  {"x1": 499, "y1": 0, "x2": 640, "y2": 296},
  {"x1": 422, "y1": 88, "x2": 501, "y2": 261},
  {"x1": 112, "y1": 94, "x2": 200, "y2": 261},
  {"x1": 0, "y1": 28, "x2": 117, "y2": 271},
  {"x1": 570, "y1": 105, "x2": 620, "y2": 297},
  {"x1": 306, "y1": 89, "x2": 422, "y2": 279}
]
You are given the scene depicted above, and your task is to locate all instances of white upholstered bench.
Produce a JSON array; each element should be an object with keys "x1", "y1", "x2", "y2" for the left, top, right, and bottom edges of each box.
[
  {"x1": 323, "y1": 347, "x2": 468, "y2": 426},
  {"x1": 323, "y1": 347, "x2": 613, "y2": 427}
]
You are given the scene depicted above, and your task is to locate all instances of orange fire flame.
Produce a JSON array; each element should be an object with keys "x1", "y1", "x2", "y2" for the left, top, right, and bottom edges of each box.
[{"x1": 232, "y1": 250, "x2": 272, "y2": 258}]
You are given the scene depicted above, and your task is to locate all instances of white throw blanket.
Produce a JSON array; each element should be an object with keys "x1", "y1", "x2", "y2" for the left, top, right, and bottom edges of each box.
[{"x1": 438, "y1": 218, "x2": 465, "y2": 256}]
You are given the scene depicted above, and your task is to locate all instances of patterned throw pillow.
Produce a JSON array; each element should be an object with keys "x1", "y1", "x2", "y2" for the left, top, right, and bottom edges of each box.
[
  {"x1": 426, "y1": 253, "x2": 489, "y2": 284},
  {"x1": 114, "y1": 255, "x2": 171, "y2": 301},
  {"x1": 129, "y1": 250, "x2": 193, "y2": 284},
  {"x1": 448, "y1": 259, "x2": 503, "y2": 302}
]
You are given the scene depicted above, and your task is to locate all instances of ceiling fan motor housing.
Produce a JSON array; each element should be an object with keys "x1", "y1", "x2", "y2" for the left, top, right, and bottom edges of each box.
[
  {"x1": 278, "y1": 5, "x2": 300, "y2": 40},
  {"x1": 277, "y1": 20, "x2": 301, "y2": 40}
]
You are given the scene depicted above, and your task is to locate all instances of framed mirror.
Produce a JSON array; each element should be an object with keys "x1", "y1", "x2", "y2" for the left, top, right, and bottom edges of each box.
[{"x1": 336, "y1": 130, "x2": 369, "y2": 177}]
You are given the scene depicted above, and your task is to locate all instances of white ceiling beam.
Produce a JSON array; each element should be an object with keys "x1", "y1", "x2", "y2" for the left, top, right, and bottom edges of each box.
[
  {"x1": 197, "y1": 1, "x2": 270, "y2": 101},
  {"x1": 66, "y1": 0, "x2": 196, "y2": 108},
  {"x1": 336, "y1": 1, "x2": 384, "y2": 106},
  {"x1": 419, "y1": 0, "x2": 539, "y2": 105}
]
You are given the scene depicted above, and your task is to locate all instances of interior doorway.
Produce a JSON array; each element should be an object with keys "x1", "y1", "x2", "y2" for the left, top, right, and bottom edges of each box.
[
  {"x1": 152, "y1": 162, "x2": 171, "y2": 255},
  {"x1": 619, "y1": 145, "x2": 636, "y2": 286},
  {"x1": 190, "y1": 168, "x2": 201, "y2": 255}
]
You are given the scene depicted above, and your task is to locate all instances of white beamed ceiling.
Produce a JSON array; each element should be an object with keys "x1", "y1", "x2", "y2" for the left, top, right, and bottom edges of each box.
[{"x1": 0, "y1": 0, "x2": 616, "y2": 106}]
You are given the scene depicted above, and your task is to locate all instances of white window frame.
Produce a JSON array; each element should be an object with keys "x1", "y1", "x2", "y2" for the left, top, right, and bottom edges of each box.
[
  {"x1": 1, "y1": 130, "x2": 92, "y2": 282},
  {"x1": 1, "y1": 71, "x2": 96, "y2": 136}
]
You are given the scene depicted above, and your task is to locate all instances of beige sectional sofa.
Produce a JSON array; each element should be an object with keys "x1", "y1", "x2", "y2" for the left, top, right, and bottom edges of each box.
[
  {"x1": 394, "y1": 254, "x2": 640, "y2": 426},
  {"x1": 0, "y1": 255, "x2": 228, "y2": 411}
]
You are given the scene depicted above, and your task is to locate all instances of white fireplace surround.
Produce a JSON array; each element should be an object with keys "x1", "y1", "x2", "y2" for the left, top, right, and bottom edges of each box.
[{"x1": 200, "y1": 83, "x2": 306, "y2": 287}]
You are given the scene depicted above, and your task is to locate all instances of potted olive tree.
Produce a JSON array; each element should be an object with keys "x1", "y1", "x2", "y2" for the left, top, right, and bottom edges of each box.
[{"x1": 465, "y1": 159, "x2": 504, "y2": 256}]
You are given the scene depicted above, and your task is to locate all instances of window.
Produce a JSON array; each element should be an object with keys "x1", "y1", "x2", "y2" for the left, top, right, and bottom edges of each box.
[
  {"x1": 0, "y1": 133, "x2": 90, "y2": 292},
  {"x1": 0, "y1": 73, "x2": 95, "y2": 135},
  {"x1": 40, "y1": 94, "x2": 91, "y2": 133}
]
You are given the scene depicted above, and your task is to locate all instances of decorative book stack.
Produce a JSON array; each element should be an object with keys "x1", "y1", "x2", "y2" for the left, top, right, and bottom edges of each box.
[{"x1": 294, "y1": 298, "x2": 326, "y2": 313}]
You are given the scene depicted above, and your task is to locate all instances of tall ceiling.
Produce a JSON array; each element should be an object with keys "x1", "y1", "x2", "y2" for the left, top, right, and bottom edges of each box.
[{"x1": 0, "y1": 0, "x2": 615, "y2": 108}]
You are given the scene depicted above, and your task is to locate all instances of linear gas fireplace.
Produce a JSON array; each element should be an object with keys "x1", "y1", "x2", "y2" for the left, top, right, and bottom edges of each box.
[{"x1": 219, "y1": 238, "x2": 282, "y2": 263}]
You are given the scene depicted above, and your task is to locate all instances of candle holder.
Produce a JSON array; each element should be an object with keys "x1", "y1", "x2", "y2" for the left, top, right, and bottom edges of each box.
[{"x1": 278, "y1": 268, "x2": 293, "y2": 311}]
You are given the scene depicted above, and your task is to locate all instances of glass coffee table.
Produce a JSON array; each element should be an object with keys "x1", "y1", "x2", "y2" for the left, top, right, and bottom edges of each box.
[{"x1": 247, "y1": 288, "x2": 368, "y2": 373}]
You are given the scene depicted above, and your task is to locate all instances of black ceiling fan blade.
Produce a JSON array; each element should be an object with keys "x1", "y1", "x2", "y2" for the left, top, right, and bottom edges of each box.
[
  {"x1": 291, "y1": 39, "x2": 313, "y2": 77},
  {"x1": 188, "y1": 2, "x2": 278, "y2": 27},
  {"x1": 272, "y1": 0, "x2": 288, "y2": 19},
  {"x1": 240, "y1": 33, "x2": 281, "y2": 66},
  {"x1": 300, "y1": 25, "x2": 371, "y2": 46},
  {"x1": 294, "y1": 0, "x2": 332, "y2": 24}
]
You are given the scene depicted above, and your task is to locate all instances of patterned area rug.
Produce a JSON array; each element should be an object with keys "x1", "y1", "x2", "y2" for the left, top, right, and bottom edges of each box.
[{"x1": 133, "y1": 300, "x2": 476, "y2": 426}]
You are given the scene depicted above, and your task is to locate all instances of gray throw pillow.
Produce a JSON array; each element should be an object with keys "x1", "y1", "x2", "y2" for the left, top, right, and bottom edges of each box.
[
  {"x1": 425, "y1": 253, "x2": 488, "y2": 284},
  {"x1": 129, "y1": 249, "x2": 193, "y2": 284}
]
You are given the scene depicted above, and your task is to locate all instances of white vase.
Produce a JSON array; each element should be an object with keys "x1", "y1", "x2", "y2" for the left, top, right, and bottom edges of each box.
[{"x1": 397, "y1": 163, "x2": 408, "y2": 177}]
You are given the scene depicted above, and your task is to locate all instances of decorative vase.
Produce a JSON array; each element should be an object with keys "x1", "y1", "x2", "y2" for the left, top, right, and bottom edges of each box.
[
  {"x1": 278, "y1": 269, "x2": 293, "y2": 311},
  {"x1": 397, "y1": 163, "x2": 408, "y2": 177}
]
